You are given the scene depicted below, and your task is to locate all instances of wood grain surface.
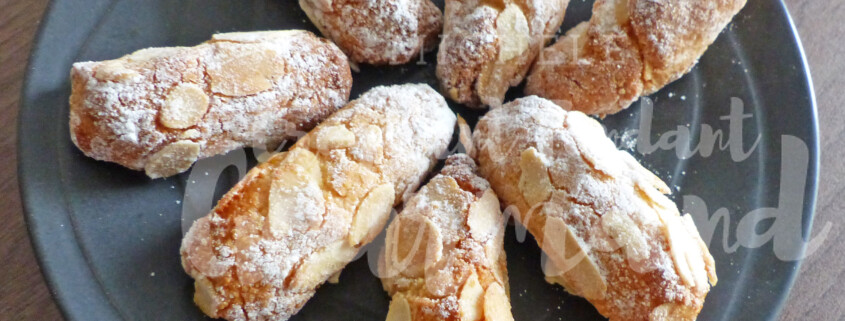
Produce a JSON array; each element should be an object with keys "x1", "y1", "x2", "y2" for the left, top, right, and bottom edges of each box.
[{"x1": 0, "y1": 0, "x2": 841, "y2": 320}]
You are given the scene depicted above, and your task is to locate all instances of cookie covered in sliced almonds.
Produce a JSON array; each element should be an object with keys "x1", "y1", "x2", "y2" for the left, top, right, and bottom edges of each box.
[
  {"x1": 180, "y1": 84, "x2": 456, "y2": 321},
  {"x1": 69, "y1": 30, "x2": 353, "y2": 178},
  {"x1": 380, "y1": 154, "x2": 513, "y2": 321},
  {"x1": 525, "y1": 0, "x2": 748, "y2": 116},
  {"x1": 436, "y1": 0, "x2": 569, "y2": 108},
  {"x1": 473, "y1": 96, "x2": 717, "y2": 321}
]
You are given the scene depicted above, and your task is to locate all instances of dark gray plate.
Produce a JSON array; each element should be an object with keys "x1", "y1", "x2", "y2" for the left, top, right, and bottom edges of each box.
[{"x1": 19, "y1": 0, "x2": 819, "y2": 320}]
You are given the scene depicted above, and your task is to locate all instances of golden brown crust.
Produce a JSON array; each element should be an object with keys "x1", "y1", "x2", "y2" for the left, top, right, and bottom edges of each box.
[
  {"x1": 630, "y1": 0, "x2": 748, "y2": 93},
  {"x1": 180, "y1": 84, "x2": 456, "y2": 321},
  {"x1": 380, "y1": 154, "x2": 513, "y2": 321},
  {"x1": 436, "y1": 0, "x2": 568, "y2": 108},
  {"x1": 473, "y1": 96, "x2": 717, "y2": 321},
  {"x1": 69, "y1": 30, "x2": 352, "y2": 178},
  {"x1": 525, "y1": 0, "x2": 747, "y2": 116},
  {"x1": 300, "y1": 0, "x2": 443, "y2": 65}
]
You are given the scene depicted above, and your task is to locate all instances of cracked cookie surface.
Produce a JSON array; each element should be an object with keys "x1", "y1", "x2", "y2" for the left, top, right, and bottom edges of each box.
[
  {"x1": 180, "y1": 84, "x2": 456, "y2": 321},
  {"x1": 380, "y1": 154, "x2": 513, "y2": 321},
  {"x1": 436, "y1": 0, "x2": 568, "y2": 108},
  {"x1": 525, "y1": 0, "x2": 747, "y2": 116},
  {"x1": 473, "y1": 96, "x2": 717, "y2": 321}
]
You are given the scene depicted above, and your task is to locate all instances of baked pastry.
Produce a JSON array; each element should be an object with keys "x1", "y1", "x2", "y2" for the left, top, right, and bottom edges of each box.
[
  {"x1": 379, "y1": 154, "x2": 512, "y2": 321},
  {"x1": 180, "y1": 84, "x2": 456, "y2": 321},
  {"x1": 70, "y1": 30, "x2": 352, "y2": 178},
  {"x1": 473, "y1": 96, "x2": 717, "y2": 320},
  {"x1": 299, "y1": 0, "x2": 442, "y2": 65},
  {"x1": 525, "y1": 0, "x2": 747, "y2": 116},
  {"x1": 436, "y1": 0, "x2": 568, "y2": 108}
]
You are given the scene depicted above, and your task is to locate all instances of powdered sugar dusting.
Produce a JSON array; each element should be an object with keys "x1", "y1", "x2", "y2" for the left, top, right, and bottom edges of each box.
[
  {"x1": 180, "y1": 84, "x2": 455, "y2": 321},
  {"x1": 301, "y1": 0, "x2": 442, "y2": 65},
  {"x1": 474, "y1": 96, "x2": 715, "y2": 319},
  {"x1": 69, "y1": 30, "x2": 351, "y2": 173},
  {"x1": 380, "y1": 154, "x2": 509, "y2": 319},
  {"x1": 436, "y1": 0, "x2": 568, "y2": 107}
]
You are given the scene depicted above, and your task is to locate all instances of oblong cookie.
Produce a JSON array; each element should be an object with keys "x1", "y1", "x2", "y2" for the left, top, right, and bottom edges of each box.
[
  {"x1": 180, "y1": 84, "x2": 456, "y2": 321},
  {"x1": 437, "y1": 0, "x2": 568, "y2": 108},
  {"x1": 473, "y1": 96, "x2": 717, "y2": 321},
  {"x1": 70, "y1": 30, "x2": 353, "y2": 178},
  {"x1": 525, "y1": 0, "x2": 747, "y2": 116},
  {"x1": 380, "y1": 154, "x2": 513, "y2": 321},
  {"x1": 300, "y1": 0, "x2": 442, "y2": 65}
]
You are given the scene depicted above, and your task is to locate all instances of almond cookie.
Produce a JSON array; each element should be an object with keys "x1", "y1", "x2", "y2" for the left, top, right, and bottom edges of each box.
[
  {"x1": 300, "y1": 0, "x2": 442, "y2": 65},
  {"x1": 180, "y1": 84, "x2": 456, "y2": 321},
  {"x1": 525, "y1": 0, "x2": 747, "y2": 116},
  {"x1": 473, "y1": 96, "x2": 717, "y2": 321},
  {"x1": 436, "y1": 0, "x2": 568, "y2": 108},
  {"x1": 69, "y1": 30, "x2": 353, "y2": 178},
  {"x1": 380, "y1": 154, "x2": 512, "y2": 321}
]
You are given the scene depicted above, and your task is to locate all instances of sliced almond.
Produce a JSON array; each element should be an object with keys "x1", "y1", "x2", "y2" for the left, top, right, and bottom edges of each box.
[
  {"x1": 459, "y1": 272, "x2": 485, "y2": 321},
  {"x1": 664, "y1": 214, "x2": 693, "y2": 287},
  {"x1": 290, "y1": 240, "x2": 357, "y2": 291},
  {"x1": 483, "y1": 282, "x2": 514, "y2": 321},
  {"x1": 326, "y1": 152, "x2": 379, "y2": 199},
  {"x1": 145, "y1": 140, "x2": 201, "y2": 178},
  {"x1": 180, "y1": 129, "x2": 202, "y2": 140},
  {"x1": 542, "y1": 216, "x2": 607, "y2": 300},
  {"x1": 680, "y1": 214, "x2": 711, "y2": 289},
  {"x1": 385, "y1": 295, "x2": 412, "y2": 321},
  {"x1": 457, "y1": 115, "x2": 474, "y2": 157},
  {"x1": 267, "y1": 149, "x2": 325, "y2": 235},
  {"x1": 601, "y1": 210, "x2": 649, "y2": 264},
  {"x1": 659, "y1": 210, "x2": 703, "y2": 289},
  {"x1": 316, "y1": 125, "x2": 356, "y2": 152},
  {"x1": 387, "y1": 216, "x2": 443, "y2": 278},
  {"x1": 350, "y1": 125, "x2": 384, "y2": 164},
  {"x1": 208, "y1": 44, "x2": 280, "y2": 96},
  {"x1": 496, "y1": 4, "x2": 530, "y2": 63},
  {"x1": 542, "y1": 257, "x2": 574, "y2": 291},
  {"x1": 349, "y1": 183, "x2": 395, "y2": 246},
  {"x1": 327, "y1": 270, "x2": 341, "y2": 284},
  {"x1": 193, "y1": 278, "x2": 220, "y2": 318},
  {"x1": 287, "y1": 148, "x2": 322, "y2": 182},
  {"x1": 267, "y1": 172, "x2": 325, "y2": 235},
  {"x1": 519, "y1": 147, "x2": 553, "y2": 206},
  {"x1": 430, "y1": 177, "x2": 469, "y2": 213},
  {"x1": 94, "y1": 61, "x2": 140, "y2": 82},
  {"x1": 682, "y1": 214, "x2": 718, "y2": 286},
  {"x1": 467, "y1": 190, "x2": 501, "y2": 241},
  {"x1": 160, "y1": 83, "x2": 210, "y2": 129},
  {"x1": 424, "y1": 255, "x2": 468, "y2": 298}
]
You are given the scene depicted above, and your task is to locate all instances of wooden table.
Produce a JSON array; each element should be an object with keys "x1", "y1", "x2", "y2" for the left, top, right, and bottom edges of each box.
[{"x1": 0, "y1": 0, "x2": 841, "y2": 320}]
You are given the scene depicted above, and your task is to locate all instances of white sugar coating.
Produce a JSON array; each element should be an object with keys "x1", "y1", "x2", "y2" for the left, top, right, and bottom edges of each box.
[
  {"x1": 526, "y1": 0, "x2": 745, "y2": 116},
  {"x1": 473, "y1": 96, "x2": 716, "y2": 319},
  {"x1": 69, "y1": 30, "x2": 351, "y2": 173},
  {"x1": 181, "y1": 84, "x2": 455, "y2": 321},
  {"x1": 628, "y1": 0, "x2": 748, "y2": 94},
  {"x1": 340, "y1": 0, "x2": 416, "y2": 60},
  {"x1": 436, "y1": 0, "x2": 568, "y2": 106},
  {"x1": 631, "y1": 0, "x2": 724, "y2": 61},
  {"x1": 331, "y1": 84, "x2": 457, "y2": 201},
  {"x1": 301, "y1": 0, "x2": 442, "y2": 64},
  {"x1": 380, "y1": 154, "x2": 509, "y2": 320},
  {"x1": 402, "y1": 154, "x2": 493, "y2": 247}
]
